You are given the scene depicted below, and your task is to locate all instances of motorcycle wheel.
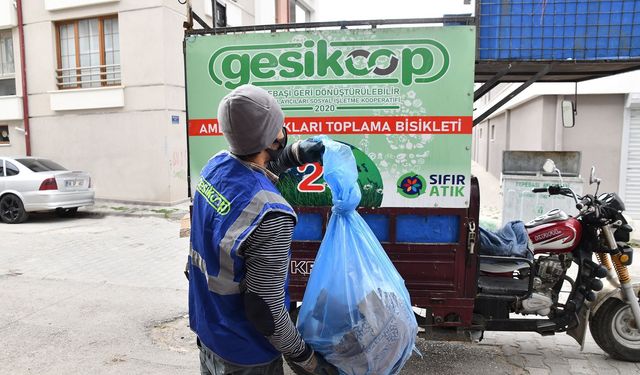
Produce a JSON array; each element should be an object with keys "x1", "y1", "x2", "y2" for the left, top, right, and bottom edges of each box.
[{"x1": 589, "y1": 297, "x2": 640, "y2": 362}]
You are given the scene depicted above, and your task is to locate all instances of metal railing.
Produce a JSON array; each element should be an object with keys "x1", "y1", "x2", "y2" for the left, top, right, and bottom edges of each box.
[
  {"x1": 55, "y1": 64, "x2": 121, "y2": 89},
  {"x1": 186, "y1": 17, "x2": 476, "y2": 35}
]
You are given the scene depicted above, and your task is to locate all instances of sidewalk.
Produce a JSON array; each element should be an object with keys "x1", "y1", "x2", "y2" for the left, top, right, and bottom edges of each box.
[{"x1": 84, "y1": 200, "x2": 190, "y2": 221}]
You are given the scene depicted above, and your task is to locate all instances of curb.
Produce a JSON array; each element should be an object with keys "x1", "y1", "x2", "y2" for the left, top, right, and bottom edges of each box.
[{"x1": 83, "y1": 204, "x2": 189, "y2": 221}]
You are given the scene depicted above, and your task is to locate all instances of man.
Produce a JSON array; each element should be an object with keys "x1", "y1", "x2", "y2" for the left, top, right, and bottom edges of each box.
[{"x1": 189, "y1": 84, "x2": 338, "y2": 375}]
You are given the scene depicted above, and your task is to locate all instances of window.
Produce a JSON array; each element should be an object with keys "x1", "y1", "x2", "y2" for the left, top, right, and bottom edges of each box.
[
  {"x1": 0, "y1": 125, "x2": 9, "y2": 145},
  {"x1": 56, "y1": 16, "x2": 120, "y2": 89},
  {"x1": 490, "y1": 124, "x2": 496, "y2": 141},
  {"x1": 0, "y1": 31, "x2": 15, "y2": 96},
  {"x1": 16, "y1": 158, "x2": 66, "y2": 172},
  {"x1": 291, "y1": 1, "x2": 311, "y2": 23},
  {"x1": 6, "y1": 161, "x2": 19, "y2": 176}
]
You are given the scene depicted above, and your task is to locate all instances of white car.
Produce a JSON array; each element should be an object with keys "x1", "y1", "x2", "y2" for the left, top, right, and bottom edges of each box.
[{"x1": 0, "y1": 157, "x2": 94, "y2": 223}]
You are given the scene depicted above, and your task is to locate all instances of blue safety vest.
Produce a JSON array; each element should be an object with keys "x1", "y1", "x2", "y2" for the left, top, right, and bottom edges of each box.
[{"x1": 189, "y1": 151, "x2": 296, "y2": 366}]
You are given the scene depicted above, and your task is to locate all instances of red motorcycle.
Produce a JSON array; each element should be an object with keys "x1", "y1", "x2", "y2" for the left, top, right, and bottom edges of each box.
[
  {"x1": 289, "y1": 160, "x2": 639, "y2": 363},
  {"x1": 476, "y1": 161, "x2": 640, "y2": 361}
]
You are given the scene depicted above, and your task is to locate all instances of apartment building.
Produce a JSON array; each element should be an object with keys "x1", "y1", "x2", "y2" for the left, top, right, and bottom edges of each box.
[
  {"x1": 472, "y1": 72, "x2": 640, "y2": 221},
  {"x1": 0, "y1": 0, "x2": 314, "y2": 204}
]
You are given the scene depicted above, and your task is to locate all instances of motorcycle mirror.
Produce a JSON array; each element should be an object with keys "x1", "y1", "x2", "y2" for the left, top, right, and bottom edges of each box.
[
  {"x1": 590, "y1": 165, "x2": 602, "y2": 194},
  {"x1": 562, "y1": 100, "x2": 575, "y2": 128},
  {"x1": 542, "y1": 159, "x2": 556, "y2": 174}
]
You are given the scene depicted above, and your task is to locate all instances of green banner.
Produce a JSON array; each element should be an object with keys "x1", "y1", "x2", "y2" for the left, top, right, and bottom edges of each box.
[{"x1": 186, "y1": 26, "x2": 475, "y2": 208}]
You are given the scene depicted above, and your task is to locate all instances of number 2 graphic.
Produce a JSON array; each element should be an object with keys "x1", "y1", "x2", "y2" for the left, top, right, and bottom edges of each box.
[{"x1": 297, "y1": 163, "x2": 325, "y2": 192}]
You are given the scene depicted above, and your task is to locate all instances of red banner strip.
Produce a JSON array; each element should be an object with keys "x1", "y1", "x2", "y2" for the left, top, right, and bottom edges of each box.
[{"x1": 188, "y1": 116, "x2": 473, "y2": 136}]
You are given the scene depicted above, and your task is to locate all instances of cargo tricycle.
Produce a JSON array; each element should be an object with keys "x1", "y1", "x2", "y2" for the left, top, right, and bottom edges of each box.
[{"x1": 182, "y1": 11, "x2": 640, "y2": 365}]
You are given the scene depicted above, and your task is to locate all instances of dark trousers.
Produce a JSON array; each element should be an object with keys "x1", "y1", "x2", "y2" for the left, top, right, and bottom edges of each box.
[{"x1": 199, "y1": 344, "x2": 284, "y2": 375}]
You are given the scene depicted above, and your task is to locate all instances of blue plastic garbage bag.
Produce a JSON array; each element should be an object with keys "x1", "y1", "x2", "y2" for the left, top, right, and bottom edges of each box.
[
  {"x1": 479, "y1": 221, "x2": 533, "y2": 259},
  {"x1": 297, "y1": 136, "x2": 418, "y2": 375}
]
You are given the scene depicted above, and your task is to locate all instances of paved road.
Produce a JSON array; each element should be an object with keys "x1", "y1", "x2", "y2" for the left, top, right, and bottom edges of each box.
[{"x1": 1, "y1": 211, "x2": 639, "y2": 374}]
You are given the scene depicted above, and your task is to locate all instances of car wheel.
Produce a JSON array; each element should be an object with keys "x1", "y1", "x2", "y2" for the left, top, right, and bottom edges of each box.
[
  {"x1": 0, "y1": 194, "x2": 29, "y2": 224},
  {"x1": 55, "y1": 207, "x2": 79, "y2": 217}
]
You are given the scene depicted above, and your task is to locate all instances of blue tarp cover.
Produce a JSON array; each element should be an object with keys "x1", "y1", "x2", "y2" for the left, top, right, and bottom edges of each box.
[{"x1": 479, "y1": 221, "x2": 533, "y2": 259}]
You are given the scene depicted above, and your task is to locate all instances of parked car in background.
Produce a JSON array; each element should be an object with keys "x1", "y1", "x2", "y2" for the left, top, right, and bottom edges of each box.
[{"x1": 0, "y1": 157, "x2": 94, "y2": 224}]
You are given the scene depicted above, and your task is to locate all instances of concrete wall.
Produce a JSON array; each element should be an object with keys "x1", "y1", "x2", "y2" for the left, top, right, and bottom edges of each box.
[
  {"x1": 562, "y1": 94, "x2": 624, "y2": 193},
  {"x1": 0, "y1": 120, "x2": 26, "y2": 156},
  {"x1": 474, "y1": 97, "x2": 548, "y2": 178},
  {"x1": 474, "y1": 122, "x2": 489, "y2": 170},
  {"x1": 472, "y1": 93, "x2": 625, "y2": 196},
  {"x1": 507, "y1": 97, "x2": 546, "y2": 150},
  {"x1": 255, "y1": 0, "x2": 276, "y2": 24},
  {"x1": 487, "y1": 112, "x2": 507, "y2": 177},
  {"x1": 0, "y1": 0, "x2": 286, "y2": 203},
  {"x1": 4, "y1": 0, "x2": 189, "y2": 204},
  {"x1": 541, "y1": 96, "x2": 557, "y2": 149}
]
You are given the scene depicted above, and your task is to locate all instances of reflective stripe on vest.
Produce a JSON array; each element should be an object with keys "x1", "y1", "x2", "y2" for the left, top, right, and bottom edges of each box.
[{"x1": 190, "y1": 189, "x2": 294, "y2": 295}]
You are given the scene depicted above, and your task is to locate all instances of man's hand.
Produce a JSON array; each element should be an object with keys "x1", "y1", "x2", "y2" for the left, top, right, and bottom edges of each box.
[
  {"x1": 293, "y1": 139, "x2": 325, "y2": 165},
  {"x1": 268, "y1": 138, "x2": 325, "y2": 177},
  {"x1": 290, "y1": 350, "x2": 339, "y2": 375}
]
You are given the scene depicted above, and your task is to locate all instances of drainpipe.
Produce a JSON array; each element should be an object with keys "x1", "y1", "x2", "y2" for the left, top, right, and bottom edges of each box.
[
  {"x1": 275, "y1": 0, "x2": 289, "y2": 23},
  {"x1": 16, "y1": 0, "x2": 31, "y2": 156}
]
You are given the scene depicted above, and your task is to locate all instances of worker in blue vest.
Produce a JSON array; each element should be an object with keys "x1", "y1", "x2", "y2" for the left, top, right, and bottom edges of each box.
[{"x1": 189, "y1": 84, "x2": 338, "y2": 375}]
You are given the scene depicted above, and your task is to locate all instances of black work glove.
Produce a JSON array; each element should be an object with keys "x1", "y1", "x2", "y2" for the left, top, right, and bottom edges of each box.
[
  {"x1": 290, "y1": 350, "x2": 339, "y2": 375},
  {"x1": 268, "y1": 138, "x2": 325, "y2": 177},
  {"x1": 294, "y1": 138, "x2": 325, "y2": 165}
]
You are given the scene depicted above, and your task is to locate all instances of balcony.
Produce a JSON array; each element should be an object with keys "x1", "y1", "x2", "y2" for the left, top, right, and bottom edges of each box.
[
  {"x1": 0, "y1": 96, "x2": 23, "y2": 121},
  {"x1": 56, "y1": 64, "x2": 121, "y2": 90},
  {"x1": 51, "y1": 64, "x2": 124, "y2": 111},
  {"x1": 0, "y1": 0, "x2": 18, "y2": 29},
  {"x1": 50, "y1": 86, "x2": 124, "y2": 111},
  {"x1": 45, "y1": 0, "x2": 119, "y2": 11}
]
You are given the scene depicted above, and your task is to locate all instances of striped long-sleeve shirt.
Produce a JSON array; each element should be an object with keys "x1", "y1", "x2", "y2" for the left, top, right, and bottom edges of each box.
[{"x1": 240, "y1": 212, "x2": 311, "y2": 362}]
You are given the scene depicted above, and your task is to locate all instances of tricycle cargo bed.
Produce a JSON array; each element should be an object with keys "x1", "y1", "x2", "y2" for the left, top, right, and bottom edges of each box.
[{"x1": 289, "y1": 177, "x2": 480, "y2": 327}]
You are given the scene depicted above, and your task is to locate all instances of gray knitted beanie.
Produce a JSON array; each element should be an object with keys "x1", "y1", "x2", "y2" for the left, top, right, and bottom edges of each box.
[{"x1": 218, "y1": 84, "x2": 284, "y2": 156}]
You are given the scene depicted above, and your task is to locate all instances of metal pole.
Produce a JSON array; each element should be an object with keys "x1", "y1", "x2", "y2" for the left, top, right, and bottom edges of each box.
[
  {"x1": 474, "y1": 64, "x2": 512, "y2": 101},
  {"x1": 192, "y1": 11, "x2": 211, "y2": 29},
  {"x1": 473, "y1": 64, "x2": 553, "y2": 126}
]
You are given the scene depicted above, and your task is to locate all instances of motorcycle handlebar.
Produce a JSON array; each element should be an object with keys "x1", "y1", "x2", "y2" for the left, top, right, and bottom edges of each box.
[
  {"x1": 548, "y1": 185, "x2": 563, "y2": 195},
  {"x1": 579, "y1": 195, "x2": 593, "y2": 207},
  {"x1": 531, "y1": 185, "x2": 584, "y2": 208},
  {"x1": 531, "y1": 185, "x2": 563, "y2": 194}
]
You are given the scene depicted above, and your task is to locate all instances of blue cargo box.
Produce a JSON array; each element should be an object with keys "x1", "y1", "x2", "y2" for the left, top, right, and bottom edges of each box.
[
  {"x1": 293, "y1": 212, "x2": 460, "y2": 244},
  {"x1": 478, "y1": 0, "x2": 640, "y2": 60}
]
